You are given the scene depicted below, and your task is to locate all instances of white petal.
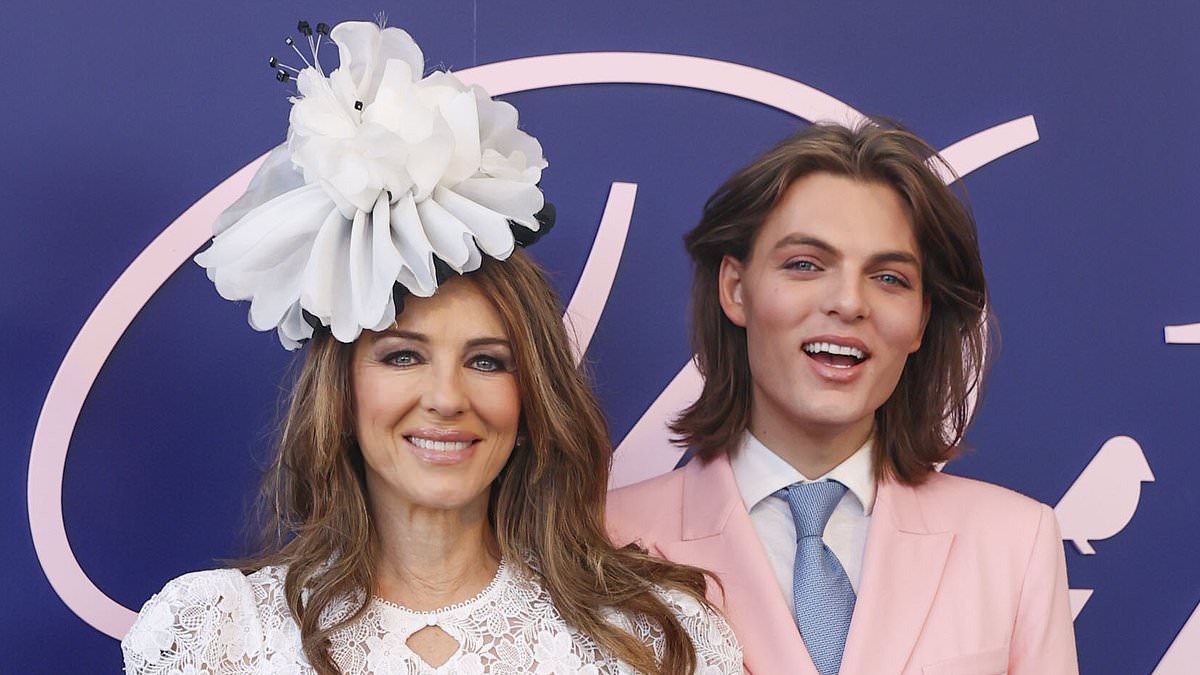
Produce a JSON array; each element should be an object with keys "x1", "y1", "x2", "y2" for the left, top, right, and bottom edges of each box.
[
  {"x1": 432, "y1": 186, "x2": 515, "y2": 259},
  {"x1": 348, "y1": 194, "x2": 404, "y2": 329},
  {"x1": 214, "y1": 144, "x2": 303, "y2": 236},
  {"x1": 276, "y1": 304, "x2": 313, "y2": 350},
  {"x1": 331, "y1": 21, "x2": 423, "y2": 103},
  {"x1": 376, "y1": 25, "x2": 425, "y2": 80},
  {"x1": 363, "y1": 60, "x2": 416, "y2": 132},
  {"x1": 367, "y1": 294, "x2": 398, "y2": 332},
  {"x1": 197, "y1": 184, "x2": 332, "y2": 294},
  {"x1": 329, "y1": 69, "x2": 359, "y2": 111},
  {"x1": 298, "y1": 209, "x2": 351, "y2": 323},
  {"x1": 390, "y1": 193, "x2": 437, "y2": 297},
  {"x1": 439, "y1": 90, "x2": 482, "y2": 186},
  {"x1": 414, "y1": 71, "x2": 465, "y2": 109},
  {"x1": 290, "y1": 71, "x2": 356, "y2": 138},
  {"x1": 332, "y1": 22, "x2": 382, "y2": 101},
  {"x1": 245, "y1": 228, "x2": 322, "y2": 332},
  {"x1": 318, "y1": 178, "x2": 359, "y2": 220},
  {"x1": 328, "y1": 158, "x2": 377, "y2": 212},
  {"x1": 460, "y1": 233, "x2": 483, "y2": 273},
  {"x1": 367, "y1": 195, "x2": 404, "y2": 327},
  {"x1": 475, "y1": 89, "x2": 547, "y2": 166},
  {"x1": 475, "y1": 89, "x2": 546, "y2": 171},
  {"x1": 348, "y1": 207, "x2": 373, "y2": 327},
  {"x1": 396, "y1": 90, "x2": 437, "y2": 143},
  {"x1": 452, "y1": 178, "x2": 544, "y2": 226},
  {"x1": 415, "y1": 198, "x2": 473, "y2": 271},
  {"x1": 405, "y1": 119, "x2": 454, "y2": 201},
  {"x1": 475, "y1": 90, "x2": 518, "y2": 145}
]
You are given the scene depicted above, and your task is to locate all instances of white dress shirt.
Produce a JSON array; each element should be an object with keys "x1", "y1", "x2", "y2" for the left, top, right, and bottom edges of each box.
[{"x1": 729, "y1": 431, "x2": 875, "y2": 611}]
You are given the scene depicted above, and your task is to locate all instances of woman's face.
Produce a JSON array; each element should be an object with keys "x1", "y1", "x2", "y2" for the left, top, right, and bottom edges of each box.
[
  {"x1": 352, "y1": 276, "x2": 521, "y2": 517},
  {"x1": 719, "y1": 171, "x2": 929, "y2": 446}
]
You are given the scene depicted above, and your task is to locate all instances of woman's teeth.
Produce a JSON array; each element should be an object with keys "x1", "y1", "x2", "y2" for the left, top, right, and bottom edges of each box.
[{"x1": 407, "y1": 437, "x2": 473, "y2": 452}]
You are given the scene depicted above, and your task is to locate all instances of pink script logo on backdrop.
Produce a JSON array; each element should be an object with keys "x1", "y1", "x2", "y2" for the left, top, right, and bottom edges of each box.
[{"x1": 30, "y1": 52, "x2": 1086, "y2": 644}]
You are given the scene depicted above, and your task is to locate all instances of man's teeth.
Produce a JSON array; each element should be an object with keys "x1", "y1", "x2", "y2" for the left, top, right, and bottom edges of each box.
[
  {"x1": 408, "y1": 437, "x2": 473, "y2": 452},
  {"x1": 803, "y1": 341, "x2": 866, "y2": 360}
]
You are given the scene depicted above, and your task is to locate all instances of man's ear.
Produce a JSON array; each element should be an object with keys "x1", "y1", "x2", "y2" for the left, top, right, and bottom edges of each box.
[
  {"x1": 911, "y1": 296, "x2": 932, "y2": 352},
  {"x1": 719, "y1": 255, "x2": 748, "y2": 327}
]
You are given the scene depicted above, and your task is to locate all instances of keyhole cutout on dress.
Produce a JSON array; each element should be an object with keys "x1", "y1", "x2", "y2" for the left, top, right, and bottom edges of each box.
[{"x1": 406, "y1": 625, "x2": 460, "y2": 668}]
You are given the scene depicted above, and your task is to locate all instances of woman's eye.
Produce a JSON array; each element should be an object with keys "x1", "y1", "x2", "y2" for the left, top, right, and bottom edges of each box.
[
  {"x1": 384, "y1": 350, "x2": 421, "y2": 367},
  {"x1": 470, "y1": 354, "x2": 509, "y2": 372}
]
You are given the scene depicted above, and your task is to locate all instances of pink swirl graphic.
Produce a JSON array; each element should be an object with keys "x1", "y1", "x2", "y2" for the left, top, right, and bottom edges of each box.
[{"x1": 27, "y1": 52, "x2": 1039, "y2": 639}]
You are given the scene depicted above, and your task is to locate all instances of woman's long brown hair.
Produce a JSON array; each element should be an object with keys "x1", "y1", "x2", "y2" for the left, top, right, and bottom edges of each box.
[{"x1": 244, "y1": 252, "x2": 712, "y2": 674}]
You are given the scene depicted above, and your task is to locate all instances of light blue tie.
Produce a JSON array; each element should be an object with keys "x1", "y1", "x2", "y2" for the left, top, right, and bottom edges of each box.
[{"x1": 776, "y1": 481, "x2": 856, "y2": 675}]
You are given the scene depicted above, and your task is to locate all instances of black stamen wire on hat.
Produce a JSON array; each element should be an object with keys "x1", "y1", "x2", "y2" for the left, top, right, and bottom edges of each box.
[
  {"x1": 269, "y1": 56, "x2": 301, "y2": 83},
  {"x1": 270, "y1": 20, "x2": 330, "y2": 83},
  {"x1": 315, "y1": 23, "x2": 330, "y2": 63},
  {"x1": 285, "y1": 36, "x2": 314, "y2": 70}
]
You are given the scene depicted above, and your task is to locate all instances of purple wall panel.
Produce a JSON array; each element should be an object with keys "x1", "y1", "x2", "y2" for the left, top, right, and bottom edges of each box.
[{"x1": 5, "y1": 1, "x2": 1197, "y2": 672}]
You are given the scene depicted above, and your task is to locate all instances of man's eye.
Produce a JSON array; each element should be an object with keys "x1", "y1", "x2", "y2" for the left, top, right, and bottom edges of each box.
[
  {"x1": 786, "y1": 259, "x2": 818, "y2": 272},
  {"x1": 876, "y1": 273, "x2": 911, "y2": 288}
]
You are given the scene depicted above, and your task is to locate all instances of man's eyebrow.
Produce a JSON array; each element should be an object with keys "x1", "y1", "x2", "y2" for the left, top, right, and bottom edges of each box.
[
  {"x1": 772, "y1": 234, "x2": 838, "y2": 255},
  {"x1": 868, "y1": 251, "x2": 921, "y2": 268},
  {"x1": 772, "y1": 233, "x2": 921, "y2": 268}
]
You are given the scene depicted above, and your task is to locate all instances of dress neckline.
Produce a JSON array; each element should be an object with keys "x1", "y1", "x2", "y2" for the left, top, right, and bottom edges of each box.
[{"x1": 371, "y1": 558, "x2": 510, "y2": 618}]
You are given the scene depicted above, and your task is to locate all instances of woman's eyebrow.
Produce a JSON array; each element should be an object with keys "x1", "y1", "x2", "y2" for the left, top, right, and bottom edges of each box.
[
  {"x1": 375, "y1": 329, "x2": 427, "y2": 342},
  {"x1": 465, "y1": 337, "x2": 512, "y2": 349}
]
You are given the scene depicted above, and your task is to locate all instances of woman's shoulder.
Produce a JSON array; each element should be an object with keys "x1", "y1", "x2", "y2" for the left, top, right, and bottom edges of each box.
[
  {"x1": 632, "y1": 585, "x2": 743, "y2": 673},
  {"x1": 507, "y1": 564, "x2": 742, "y2": 672},
  {"x1": 121, "y1": 566, "x2": 290, "y2": 673},
  {"x1": 129, "y1": 565, "x2": 288, "y2": 615},
  {"x1": 130, "y1": 567, "x2": 257, "y2": 620}
]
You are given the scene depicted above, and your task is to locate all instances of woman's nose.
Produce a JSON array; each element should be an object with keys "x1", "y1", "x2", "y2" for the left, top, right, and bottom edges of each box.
[{"x1": 424, "y1": 364, "x2": 468, "y2": 417}]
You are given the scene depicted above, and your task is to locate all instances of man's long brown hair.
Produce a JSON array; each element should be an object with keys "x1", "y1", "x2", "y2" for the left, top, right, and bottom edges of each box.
[
  {"x1": 672, "y1": 120, "x2": 991, "y2": 484},
  {"x1": 244, "y1": 252, "x2": 711, "y2": 673}
]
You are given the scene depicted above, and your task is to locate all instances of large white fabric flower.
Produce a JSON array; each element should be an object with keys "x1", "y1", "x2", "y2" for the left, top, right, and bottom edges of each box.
[{"x1": 196, "y1": 21, "x2": 548, "y2": 348}]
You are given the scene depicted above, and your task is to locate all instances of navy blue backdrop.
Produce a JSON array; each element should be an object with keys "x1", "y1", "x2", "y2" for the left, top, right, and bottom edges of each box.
[{"x1": 5, "y1": 1, "x2": 1198, "y2": 672}]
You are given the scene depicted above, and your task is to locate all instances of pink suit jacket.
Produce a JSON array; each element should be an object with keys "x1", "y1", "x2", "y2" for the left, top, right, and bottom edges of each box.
[{"x1": 607, "y1": 454, "x2": 1079, "y2": 675}]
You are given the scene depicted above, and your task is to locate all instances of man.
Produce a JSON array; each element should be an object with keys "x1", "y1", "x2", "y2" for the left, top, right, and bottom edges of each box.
[{"x1": 608, "y1": 121, "x2": 1078, "y2": 675}]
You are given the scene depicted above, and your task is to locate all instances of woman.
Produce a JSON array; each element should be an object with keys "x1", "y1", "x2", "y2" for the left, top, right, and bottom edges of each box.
[
  {"x1": 123, "y1": 19, "x2": 739, "y2": 674},
  {"x1": 607, "y1": 120, "x2": 1078, "y2": 674}
]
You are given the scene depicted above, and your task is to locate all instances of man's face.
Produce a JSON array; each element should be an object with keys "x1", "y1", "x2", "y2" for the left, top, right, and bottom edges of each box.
[{"x1": 719, "y1": 172, "x2": 929, "y2": 449}]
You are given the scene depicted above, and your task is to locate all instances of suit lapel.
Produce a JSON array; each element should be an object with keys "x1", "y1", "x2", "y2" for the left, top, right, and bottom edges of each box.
[
  {"x1": 659, "y1": 456, "x2": 819, "y2": 675},
  {"x1": 839, "y1": 478, "x2": 954, "y2": 675}
]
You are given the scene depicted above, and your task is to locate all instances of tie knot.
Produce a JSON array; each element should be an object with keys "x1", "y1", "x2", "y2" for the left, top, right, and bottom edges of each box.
[{"x1": 776, "y1": 480, "x2": 847, "y2": 538}]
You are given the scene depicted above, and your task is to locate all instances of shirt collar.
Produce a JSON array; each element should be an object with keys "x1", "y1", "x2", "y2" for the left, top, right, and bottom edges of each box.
[{"x1": 729, "y1": 430, "x2": 877, "y2": 516}]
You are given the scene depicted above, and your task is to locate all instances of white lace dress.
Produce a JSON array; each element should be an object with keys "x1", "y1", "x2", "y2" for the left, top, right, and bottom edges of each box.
[{"x1": 122, "y1": 560, "x2": 742, "y2": 674}]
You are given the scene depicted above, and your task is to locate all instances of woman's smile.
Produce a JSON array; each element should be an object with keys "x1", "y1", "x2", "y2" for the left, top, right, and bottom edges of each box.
[{"x1": 352, "y1": 276, "x2": 521, "y2": 514}]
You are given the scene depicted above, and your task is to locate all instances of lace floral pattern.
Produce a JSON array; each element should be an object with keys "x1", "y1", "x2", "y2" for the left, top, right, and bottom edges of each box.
[{"x1": 122, "y1": 561, "x2": 741, "y2": 674}]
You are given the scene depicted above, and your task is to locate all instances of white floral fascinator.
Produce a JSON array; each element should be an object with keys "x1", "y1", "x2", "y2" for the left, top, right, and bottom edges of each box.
[{"x1": 195, "y1": 19, "x2": 553, "y2": 348}]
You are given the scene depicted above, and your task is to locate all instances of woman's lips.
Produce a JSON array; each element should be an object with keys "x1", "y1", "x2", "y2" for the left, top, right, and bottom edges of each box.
[{"x1": 404, "y1": 433, "x2": 480, "y2": 465}]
